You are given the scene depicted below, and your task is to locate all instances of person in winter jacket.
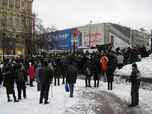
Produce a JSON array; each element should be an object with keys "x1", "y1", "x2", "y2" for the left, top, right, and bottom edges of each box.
[
  {"x1": 66, "y1": 61, "x2": 77, "y2": 97},
  {"x1": 35, "y1": 63, "x2": 41, "y2": 91},
  {"x1": 0, "y1": 63, "x2": 3, "y2": 86},
  {"x1": 100, "y1": 53, "x2": 109, "y2": 82},
  {"x1": 84, "y1": 59, "x2": 92, "y2": 87},
  {"x1": 3, "y1": 62, "x2": 18, "y2": 102},
  {"x1": 27, "y1": 62, "x2": 36, "y2": 87},
  {"x1": 16, "y1": 63, "x2": 27, "y2": 100},
  {"x1": 127, "y1": 63, "x2": 141, "y2": 107},
  {"x1": 39, "y1": 61, "x2": 53, "y2": 104},
  {"x1": 53, "y1": 58, "x2": 61, "y2": 86},
  {"x1": 92, "y1": 52, "x2": 101, "y2": 88},
  {"x1": 100, "y1": 54, "x2": 109, "y2": 73},
  {"x1": 117, "y1": 53, "x2": 124, "y2": 69},
  {"x1": 106, "y1": 51, "x2": 117, "y2": 90}
]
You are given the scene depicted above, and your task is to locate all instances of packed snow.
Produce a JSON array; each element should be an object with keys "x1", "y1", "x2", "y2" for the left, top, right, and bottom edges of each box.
[
  {"x1": 115, "y1": 54, "x2": 152, "y2": 78},
  {"x1": 1, "y1": 55, "x2": 152, "y2": 114},
  {"x1": 0, "y1": 78, "x2": 152, "y2": 114}
]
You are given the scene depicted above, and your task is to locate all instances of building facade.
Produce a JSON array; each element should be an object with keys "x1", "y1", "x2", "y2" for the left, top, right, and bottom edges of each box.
[
  {"x1": 0, "y1": 0, "x2": 33, "y2": 60},
  {"x1": 49, "y1": 23, "x2": 150, "y2": 51}
]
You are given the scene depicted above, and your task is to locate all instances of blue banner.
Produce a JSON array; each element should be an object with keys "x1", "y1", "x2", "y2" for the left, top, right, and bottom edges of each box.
[{"x1": 48, "y1": 28, "x2": 82, "y2": 50}]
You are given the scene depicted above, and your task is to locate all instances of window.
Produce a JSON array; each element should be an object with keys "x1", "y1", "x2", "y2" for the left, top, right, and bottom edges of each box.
[
  {"x1": 2, "y1": 0, "x2": 8, "y2": 8},
  {"x1": 0, "y1": 0, "x2": 2, "y2": 8},
  {"x1": 9, "y1": 0, "x2": 14, "y2": 8},
  {"x1": 21, "y1": 0, "x2": 24, "y2": 7},
  {"x1": 15, "y1": 0, "x2": 20, "y2": 9}
]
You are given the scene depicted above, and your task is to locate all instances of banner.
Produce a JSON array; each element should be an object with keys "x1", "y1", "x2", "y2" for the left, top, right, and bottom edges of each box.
[{"x1": 49, "y1": 28, "x2": 82, "y2": 49}]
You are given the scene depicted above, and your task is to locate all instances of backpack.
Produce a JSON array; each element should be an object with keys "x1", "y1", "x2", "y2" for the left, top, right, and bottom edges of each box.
[
  {"x1": 86, "y1": 67, "x2": 91, "y2": 75},
  {"x1": 100, "y1": 55, "x2": 109, "y2": 72}
]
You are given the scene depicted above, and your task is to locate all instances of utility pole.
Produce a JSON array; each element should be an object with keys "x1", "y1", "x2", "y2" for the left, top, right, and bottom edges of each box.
[
  {"x1": 88, "y1": 20, "x2": 92, "y2": 48},
  {"x1": 129, "y1": 28, "x2": 132, "y2": 48},
  {"x1": 150, "y1": 29, "x2": 152, "y2": 52}
]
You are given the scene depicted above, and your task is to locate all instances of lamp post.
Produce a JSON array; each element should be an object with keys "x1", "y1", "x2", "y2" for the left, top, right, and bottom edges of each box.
[
  {"x1": 150, "y1": 30, "x2": 152, "y2": 51},
  {"x1": 2, "y1": 37, "x2": 5, "y2": 61},
  {"x1": 89, "y1": 20, "x2": 92, "y2": 48},
  {"x1": 129, "y1": 28, "x2": 132, "y2": 48},
  {"x1": 72, "y1": 28, "x2": 80, "y2": 55}
]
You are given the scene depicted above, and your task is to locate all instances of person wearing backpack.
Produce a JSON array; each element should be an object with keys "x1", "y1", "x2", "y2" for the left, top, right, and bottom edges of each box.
[{"x1": 100, "y1": 53, "x2": 109, "y2": 82}]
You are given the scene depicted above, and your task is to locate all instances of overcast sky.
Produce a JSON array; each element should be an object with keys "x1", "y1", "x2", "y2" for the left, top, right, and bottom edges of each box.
[{"x1": 33, "y1": 0, "x2": 152, "y2": 31}]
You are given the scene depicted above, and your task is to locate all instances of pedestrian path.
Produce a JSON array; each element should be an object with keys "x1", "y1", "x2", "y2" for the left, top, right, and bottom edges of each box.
[{"x1": 0, "y1": 80, "x2": 149, "y2": 114}]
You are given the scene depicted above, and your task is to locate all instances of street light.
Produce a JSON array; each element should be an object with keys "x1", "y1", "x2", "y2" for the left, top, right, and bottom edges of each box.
[
  {"x1": 72, "y1": 28, "x2": 80, "y2": 55},
  {"x1": 89, "y1": 20, "x2": 92, "y2": 48},
  {"x1": 129, "y1": 28, "x2": 133, "y2": 48},
  {"x1": 150, "y1": 30, "x2": 152, "y2": 51}
]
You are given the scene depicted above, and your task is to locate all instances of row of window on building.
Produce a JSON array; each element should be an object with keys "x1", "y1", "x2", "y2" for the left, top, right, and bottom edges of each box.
[
  {"x1": 0, "y1": 0, "x2": 31, "y2": 11},
  {"x1": 0, "y1": 13, "x2": 32, "y2": 33}
]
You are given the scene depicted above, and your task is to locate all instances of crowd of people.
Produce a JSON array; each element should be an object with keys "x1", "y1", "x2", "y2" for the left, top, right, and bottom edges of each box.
[{"x1": 0, "y1": 46, "x2": 150, "y2": 106}]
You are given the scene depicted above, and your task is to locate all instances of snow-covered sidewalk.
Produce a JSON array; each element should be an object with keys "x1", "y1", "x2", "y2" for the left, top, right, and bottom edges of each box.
[{"x1": 0, "y1": 79, "x2": 152, "y2": 114}]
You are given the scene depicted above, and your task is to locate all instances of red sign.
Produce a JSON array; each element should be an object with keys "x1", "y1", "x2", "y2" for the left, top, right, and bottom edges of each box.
[{"x1": 72, "y1": 28, "x2": 80, "y2": 37}]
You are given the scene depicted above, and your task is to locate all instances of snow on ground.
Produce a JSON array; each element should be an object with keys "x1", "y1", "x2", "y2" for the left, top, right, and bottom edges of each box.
[
  {"x1": 115, "y1": 54, "x2": 152, "y2": 78},
  {"x1": 108, "y1": 78, "x2": 152, "y2": 113},
  {"x1": 0, "y1": 78, "x2": 152, "y2": 114}
]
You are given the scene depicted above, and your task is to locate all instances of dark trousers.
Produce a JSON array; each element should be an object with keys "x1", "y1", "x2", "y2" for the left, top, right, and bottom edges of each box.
[
  {"x1": 0, "y1": 75, "x2": 2, "y2": 85},
  {"x1": 39, "y1": 83, "x2": 50, "y2": 103},
  {"x1": 131, "y1": 88, "x2": 139, "y2": 106},
  {"x1": 85, "y1": 76, "x2": 91, "y2": 87},
  {"x1": 54, "y1": 77, "x2": 60, "y2": 86},
  {"x1": 37, "y1": 83, "x2": 41, "y2": 91},
  {"x1": 69, "y1": 83, "x2": 74, "y2": 97},
  {"x1": 30, "y1": 79, "x2": 34, "y2": 87},
  {"x1": 94, "y1": 79, "x2": 99, "y2": 87},
  {"x1": 62, "y1": 73, "x2": 66, "y2": 84},
  {"x1": 108, "y1": 82, "x2": 113, "y2": 90},
  {"x1": 17, "y1": 82, "x2": 26, "y2": 99},
  {"x1": 6, "y1": 89, "x2": 17, "y2": 101}
]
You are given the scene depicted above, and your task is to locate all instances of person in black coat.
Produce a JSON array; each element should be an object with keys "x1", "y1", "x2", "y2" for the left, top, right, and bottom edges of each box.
[
  {"x1": 66, "y1": 61, "x2": 77, "y2": 97},
  {"x1": 84, "y1": 59, "x2": 93, "y2": 87},
  {"x1": 91, "y1": 52, "x2": 100, "y2": 88},
  {"x1": 39, "y1": 61, "x2": 53, "y2": 104},
  {"x1": 53, "y1": 57, "x2": 61, "y2": 86},
  {"x1": 0, "y1": 65, "x2": 2, "y2": 86},
  {"x1": 128, "y1": 63, "x2": 141, "y2": 107},
  {"x1": 106, "y1": 51, "x2": 117, "y2": 90},
  {"x1": 16, "y1": 63, "x2": 27, "y2": 100},
  {"x1": 3, "y1": 62, "x2": 18, "y2": 102}
]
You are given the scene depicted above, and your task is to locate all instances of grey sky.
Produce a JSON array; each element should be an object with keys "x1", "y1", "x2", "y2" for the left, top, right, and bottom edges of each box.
[{"x1": 33, "y1": 0, "x2": 152, "y2": 31}]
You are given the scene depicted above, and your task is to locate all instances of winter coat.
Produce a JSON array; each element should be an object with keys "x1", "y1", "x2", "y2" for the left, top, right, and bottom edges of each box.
[
  {"x1": 129, "y1": 69, "x2": 141, "y2": 91},
  {"x1": 35, "y1": 66, "x2": 41, "y2": 83},
  {"x1": 17, "y1": 68, "x2": 26, "y2": 82},
  {"x1": 117, "y1": 54, "x2": 124, "y2": 65},
  {"x1": 3, "y1": 64, "x2": 15, "y2": 94},
  {"x1": 66, "y1": 64, "x2": 77, "y2": 84},
  {"x1": 106, "y1": 53, "x2": 117, "y2": 82},
  {"x1": 39, "y1": 66, "x2": 53, "y2": 85},
  {"x1": 83, "y1": 59, "x2": 93, "y2": 77},
  {"x1": 53, "y1": 58, "x2": 62, "y2": 78},
  {"x1": 91, "y1": 53, "x2": 100, "y2": 80},
  {"x1": 27, "y1": 65, "x2": 36, "y2": 80},
  {"x1": 0, "y1": 68, "x2": 2, "y2": 85},
  {"x1": 100, "y1": 55, "x2": 109, "y2": 73}
]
